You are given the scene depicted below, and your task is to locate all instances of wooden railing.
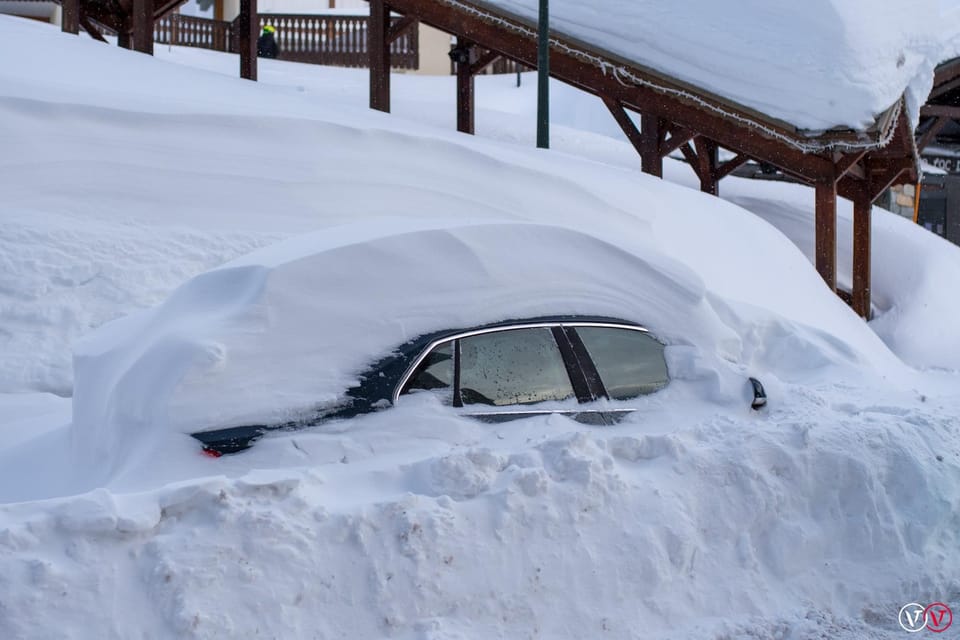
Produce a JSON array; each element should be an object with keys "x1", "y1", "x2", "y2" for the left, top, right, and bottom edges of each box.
[
  {"x1": 155, "y1": 14, "x2": 232, "y2": 51},
  {"x1": 259, "y1": 15, "x2": 417, "y2": 69},
  {"x1": 152, "y1": 13, "x2": 418, "y2": 70}
]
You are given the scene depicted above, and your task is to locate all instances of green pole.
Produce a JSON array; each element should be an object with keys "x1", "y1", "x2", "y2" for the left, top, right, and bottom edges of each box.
[{"x1": 537, "y1": 0, "x2": 549, "y2": 149}]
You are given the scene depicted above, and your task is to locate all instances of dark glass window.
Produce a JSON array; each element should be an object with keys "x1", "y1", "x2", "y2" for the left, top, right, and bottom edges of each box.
[
  {"x1": 400, "y1": 341, "x2": 453, "y2": 402},
  {"x1": 575, "y1": 327, "x2": 668, "y2": 400},
  {"x1": 458, "y1": 328, "x2": 574, "y2": 406}
]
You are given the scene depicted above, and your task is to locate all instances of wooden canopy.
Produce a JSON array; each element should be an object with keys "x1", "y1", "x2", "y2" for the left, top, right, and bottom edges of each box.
[
  {"x1": 59, "y1": 0, "x2": 185, "y2": 52},
  {"x1": 365, "y1": 0, "x2": 919, "y2": 319},
  {"x1": 917, "y1": 58, "x2": 960, "y2": 154}
]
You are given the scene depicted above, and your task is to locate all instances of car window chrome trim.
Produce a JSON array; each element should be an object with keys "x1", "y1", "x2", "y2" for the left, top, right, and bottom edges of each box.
[
  {"x1": 463, "y1": 407, "x2": 638, "y2": 416},
  {"x1": 393, "y1": 321, "x2": 651, "y2": 404}
]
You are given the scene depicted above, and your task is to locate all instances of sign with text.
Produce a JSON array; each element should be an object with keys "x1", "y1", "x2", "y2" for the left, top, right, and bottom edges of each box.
[{"x1": 923, "y1": 154, "x2": 960, "y2": 174}]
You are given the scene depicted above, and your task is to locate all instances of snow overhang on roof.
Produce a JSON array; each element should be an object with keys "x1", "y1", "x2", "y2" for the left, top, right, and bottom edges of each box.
[{"x1": 464, "y1": 0, "x2": 920, "y2": 154}]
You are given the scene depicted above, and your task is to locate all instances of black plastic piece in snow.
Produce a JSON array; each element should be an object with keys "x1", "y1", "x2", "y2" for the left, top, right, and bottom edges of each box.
[
  {"x1": 749, "y1": 377, "x2": 767, "y2": 410},
  {"x1": 191, "y1": 425, "x2": 267, "y2": 455}
]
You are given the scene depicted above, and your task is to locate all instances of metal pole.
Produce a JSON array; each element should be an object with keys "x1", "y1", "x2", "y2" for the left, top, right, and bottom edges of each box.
[{"x1": 536, "y1": 0, "x2": 549, "y2": 149}]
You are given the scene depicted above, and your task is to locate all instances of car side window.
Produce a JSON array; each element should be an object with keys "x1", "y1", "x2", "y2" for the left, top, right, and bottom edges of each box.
[
  {"x1": 574, "y1": 326, "x2": 668, "y2": 400},
  {"x1": 400, "y1": 341, "x2": 454, "y2": 402},
  {"x1": 458, "y1": 327, "x2": 575, "y2": 406}
]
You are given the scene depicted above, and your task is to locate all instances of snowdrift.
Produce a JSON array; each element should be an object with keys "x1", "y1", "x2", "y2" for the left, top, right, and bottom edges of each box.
[
  {"x1": 2, "y1": 14, "x2": 960, "y2": 640},
  {"x1": 71, "y1": 219, "x2": 890, "y2": 483}
]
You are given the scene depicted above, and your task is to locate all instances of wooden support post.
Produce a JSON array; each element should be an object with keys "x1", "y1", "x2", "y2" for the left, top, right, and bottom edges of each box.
[
  {"x1": 118, "y1": 31, "x2": 132, "y2": 49},
  {"x1": 455, "y1": 43, "x2": 476, "y2": 134},
  {"x1": 238, "y1": 0, "x2": 258, "y2": 80},
  {"x1": 815, "y1": 179, "x2": 837, "y2": 292},
  {"x1": 640, "y1": 114, "x2": 662, "y2": 178},
  {"x1": 852, "y1": 190, "x2": 872, "y2": 319},
  {"x1": 694, "y1": 137, "x2": 719, "y2": 195},
  {"x1": 62, "y1": 0, "x2": 80, "y2": 34},
  {"x1": 132, "y1": 0, "x2": 154, "y2": 55},
  {"x1": 369, "y1": 0, "x2": 391, "y2": 112}
]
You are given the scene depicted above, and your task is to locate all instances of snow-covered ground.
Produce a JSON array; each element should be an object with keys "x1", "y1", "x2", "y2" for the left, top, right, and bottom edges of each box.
[{"x1": 1, "y1": 14, "x2": 960, "y2": 640}]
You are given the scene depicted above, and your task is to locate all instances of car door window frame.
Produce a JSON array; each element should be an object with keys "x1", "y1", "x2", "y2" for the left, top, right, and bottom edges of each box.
[
  {"x1": 394, "y1": 320, "x2": 663, "y2": 409},
  {"x1": 564, "y1": 323, "x2": 668, "y2": 402}
]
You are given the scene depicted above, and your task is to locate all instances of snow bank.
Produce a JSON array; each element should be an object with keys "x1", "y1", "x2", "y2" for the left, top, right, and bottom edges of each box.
[
  {"x1": 72, "y1": 219, "x2": 876, "y2": 483},
  {"x1": 480, "y1": 0, "x2": 943, "y2": 131},
  {"x1": 2, "y1": 15, "x2": 907, "y2": 399},
  {"x1": 3, "y1": 17, "x2": 960, "y2": 640},
  {"x1": 3, "y1": 386, "x2": 959, "y2": 639},
  {"x1": 709, "y1": 175, "x2": 960, "y2": 372}
]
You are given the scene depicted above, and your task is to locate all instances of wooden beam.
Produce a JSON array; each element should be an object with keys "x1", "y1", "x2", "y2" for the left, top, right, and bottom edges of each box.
[
  {"x1": 868, "y1": 166, "x2": 910, "y2": 202},
  {"x1": 62, "y1": 0, "x2": 80, "y2": 34},
  {"x1": 601, "y1": 96, "x2": 663, "y2": 178},
  {"x1": 386, "y1": 15, "x2": 418, "y2": 44},
  {"x1": 381, "y1": 0, "x2": 841, "y2": 183},
  {"x1": 679, "y1": 141, "x2": 698, "y2": 168},
  {"x1": 602, "y1": 98, "x2": 642, "y2": 150},
  {"x1": 714, "y1": 152, "x2": 748, "y2": 181},
  {"x1": 931, "y1": 75, "x2": 960, "y2": 102},
  {"x1": 932, "y1": 60, "x2": 960, "y2": 100},
  {"x1": 934, "y1": 59, "x2": 960, "y2": 85},
  {"x1": 118, "y1": 31, "x2": 133, "y2": 49},
  {"x1": 852, "y1": 192, "x2": 872, "y2": 319},
  {"x1": 815, "y1": 179, "x2": 837, "y2": 291},
  {"x1": 917, "y1": 117, "x2": 949, "y2": 153},
  {"x1": 833, "y1": 150, "x2": 867, "y2": 181},
  {"x1": 469, "y1": 49, "x2": 501, "y2": 75},
  {"x1": 80, "y1": 16, "x2": 109, "y2": 42},
  {"x1": 238, "y1": 0, "x2": 258, "y2": 80},
  {"x1": 660, "y1": 125, "x2": 695, "y2": 157},
  {"x1": 694, "y1": 137, "x2": 719, "y2": 195},
  {"x1": 369, "y1": 0, "x2": 391, "y2": 112},
  {"x1": 132, "y1": 0, "x2": 155, "y2": 55},
  {"x1": 920, "y1": 104, "x2": 960, "y2": 119},
  {"x1": 639, "y1": 114, "x2": 663, "y2": 177},
  {"x1": 455, "y1": 43, "x2": 476, "y2": 134}
]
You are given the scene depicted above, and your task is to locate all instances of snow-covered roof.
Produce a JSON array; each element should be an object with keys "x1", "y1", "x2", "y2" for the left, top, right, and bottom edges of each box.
[{"x1": 473, "y1": 0, "x2": 945, "y2": 132}]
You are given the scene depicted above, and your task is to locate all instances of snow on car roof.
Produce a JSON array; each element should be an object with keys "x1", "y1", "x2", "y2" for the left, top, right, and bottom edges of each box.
[
  {"x1": 71, "y1": 218, "x2": 899, "y2": 475},
  {"x1": 475, "y1": 0, "x2": 944, "y2": 131},
  {"x1": 72, "y1": 221, "x2": 710, "y2": 453}
]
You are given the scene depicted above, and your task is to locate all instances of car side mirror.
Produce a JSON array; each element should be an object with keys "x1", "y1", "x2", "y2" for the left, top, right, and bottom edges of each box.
[{"x1": 748, "y1": 377, "x2": 767, "y2": 410}]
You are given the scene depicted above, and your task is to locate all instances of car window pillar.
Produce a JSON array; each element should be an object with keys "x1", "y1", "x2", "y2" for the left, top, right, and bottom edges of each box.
[
  {"x1": 563, "y1": 326, "x2": 608, "y2": 400},
  {"x1": 452, "y1": 339, "x2": 464, "y2": 408},
  {"x1": 550, "y1": 326, "x2": 594, "y2": 403}
]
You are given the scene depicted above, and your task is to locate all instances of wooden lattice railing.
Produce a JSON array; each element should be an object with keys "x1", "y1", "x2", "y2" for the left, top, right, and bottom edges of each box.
[
  {"x1": 260, "y1": 14, "x2": 417, "y2": 69},
  {"x1": 155, "y1": 14, "x2": 232, "y2": 51},
  {"x1": 151, "y1": 13, "x2": 418, "y2": 70}
]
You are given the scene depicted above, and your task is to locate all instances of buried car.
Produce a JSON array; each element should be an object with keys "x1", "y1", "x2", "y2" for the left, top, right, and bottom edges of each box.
[
  {"x1": 71, "y1": 220, "x2": 784, "y2": 468},
  {"x1": 193, "y1": 316, "x2": 766, "y2": 455}
]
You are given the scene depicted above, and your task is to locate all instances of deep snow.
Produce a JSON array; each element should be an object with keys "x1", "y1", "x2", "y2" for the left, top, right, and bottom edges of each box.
[
  {"x1": 462, "y1": 0, "x2": 945, "y2": 131},
  {"x1": 1, "y1": 14, "x2": 960, "y2": 640}
]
